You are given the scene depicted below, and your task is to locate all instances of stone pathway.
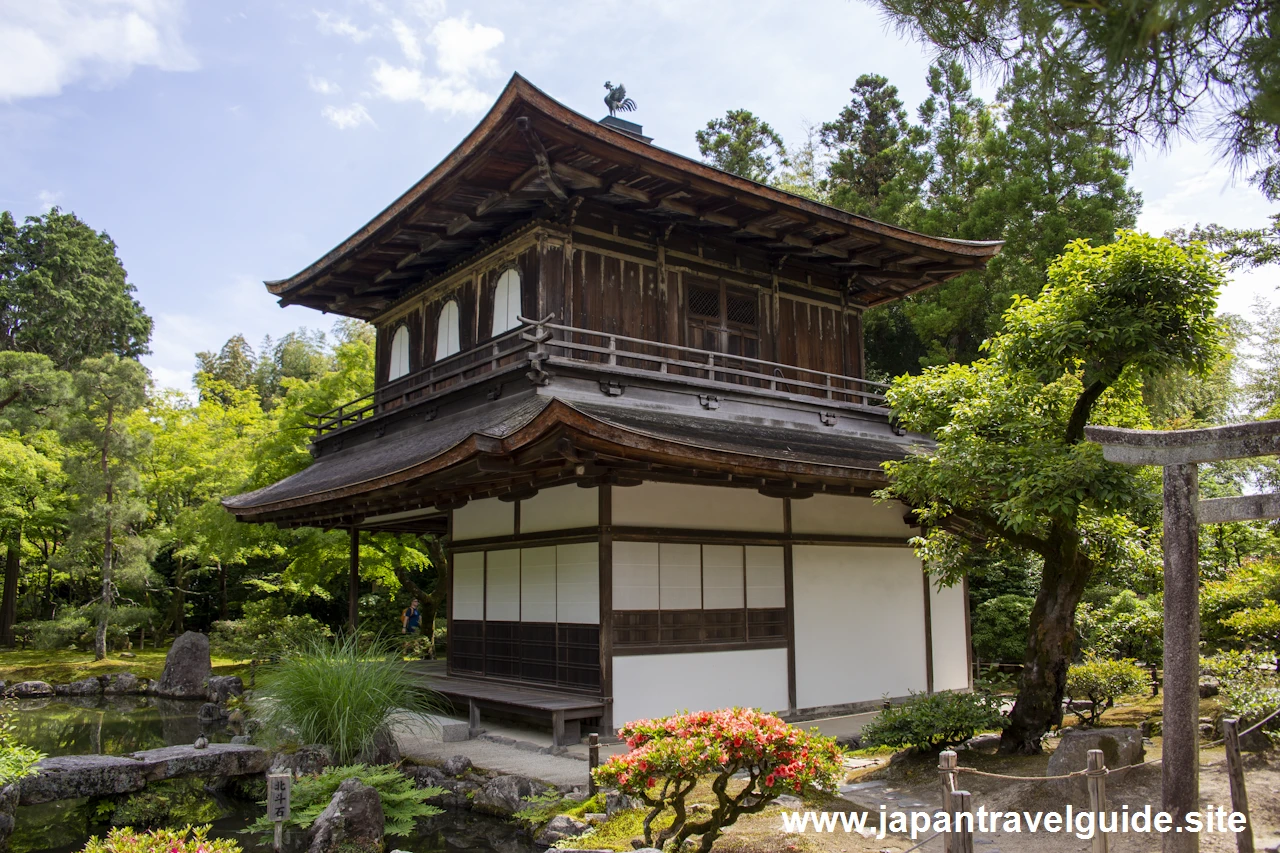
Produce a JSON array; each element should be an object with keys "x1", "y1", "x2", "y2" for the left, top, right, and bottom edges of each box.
[{"x1": 393, "y1": 716, "x2": 591, "y2": 789}]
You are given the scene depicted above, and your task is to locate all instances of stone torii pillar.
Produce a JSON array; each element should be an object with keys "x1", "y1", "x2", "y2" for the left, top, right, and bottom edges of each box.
[{"x1": 1086, "y1": 420, "x2": 1280, "y2": 853}]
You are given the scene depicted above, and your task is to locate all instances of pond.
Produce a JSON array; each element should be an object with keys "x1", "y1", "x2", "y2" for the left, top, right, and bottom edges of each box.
[{"x1": 8, "y1": 700, "x2": 538, "y2": 853}]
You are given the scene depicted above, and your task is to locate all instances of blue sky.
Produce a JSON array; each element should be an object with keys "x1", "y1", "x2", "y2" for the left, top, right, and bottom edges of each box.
[{"x1": 2, "y1": 0, "x2": 1276, "y2": 390}]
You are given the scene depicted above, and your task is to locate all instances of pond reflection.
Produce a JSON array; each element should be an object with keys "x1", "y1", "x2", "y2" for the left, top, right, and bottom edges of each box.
[{"x1": 10, "y1": 696, "x2": 222, "y2": 757}]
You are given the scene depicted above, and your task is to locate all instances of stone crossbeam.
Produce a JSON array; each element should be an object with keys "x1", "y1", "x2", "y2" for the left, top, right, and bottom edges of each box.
[{"x1": 1084, "y1": 420, "x2": 1280, "y2": 466}]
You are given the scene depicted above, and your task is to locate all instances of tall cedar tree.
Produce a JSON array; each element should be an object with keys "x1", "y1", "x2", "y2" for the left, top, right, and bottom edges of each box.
[
  {"x1": 63, "y1": 355, "x2": 150, "y2": 660},
  {"x1": 873, "y1": 0, "x2": 1280, "y2": 198},
  {"x1": 695, "y1": 110, "x2": 787, "y2": 183},
  {"x1": 0, "y1": 209, "x2": 152, "y2": 369},
  {"x1": 883, "y1": 232, "x2": 1223, "y2": 753}
]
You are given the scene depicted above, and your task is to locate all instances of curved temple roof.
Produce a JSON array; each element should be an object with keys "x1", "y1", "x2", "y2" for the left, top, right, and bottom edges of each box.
[{"x1": 269, "y1": 74, "x2": 1001, "y2": 319}]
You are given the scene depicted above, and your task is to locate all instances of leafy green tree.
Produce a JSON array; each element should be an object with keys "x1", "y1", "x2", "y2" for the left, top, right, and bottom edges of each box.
[
  {"x1": 1078, "y1": 589, "x2": 1164, "y2": 663},
  {"x1": 62, "y1": 355, "x2": 151, "y2": 659},
  {"x1": 872, "y1": 0, "x2": 1280, "y2": 198},
  {"x1": 695, "y1": 110, "x2": 786, "y2": 182},
  {"x1": 0, "y1": 209, "x2": 152, "y2": 368},
  {"x1": 0, "y1": 433, "x2": 64, "y2": 645},
  {"x1": 882, "y1": 232, "x2": 1224, "y2": 753}
]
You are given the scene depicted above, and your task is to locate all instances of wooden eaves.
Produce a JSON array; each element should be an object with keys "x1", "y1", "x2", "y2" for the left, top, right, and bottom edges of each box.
[{"x1": 267, "y1": 74, "x2": 1002, "y2": 320}]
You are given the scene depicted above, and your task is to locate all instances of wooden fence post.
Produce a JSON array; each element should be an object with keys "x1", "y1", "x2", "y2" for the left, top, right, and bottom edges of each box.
[
  {"x1": 1086, "y1": 748, "x2": 1109, "y2": 853},
  {"x1": 953, "y1": 790, "x2": 974, "y2": 853},
  {"x1": 588, "y1": 733, "x2": 600, "y2": 797},
  {"x1": 1222, "y1": 719, "x2": 1255, "y2": 853},
  {"x1": 938, "y1": 750, "x2": 958, "y2": 853}
]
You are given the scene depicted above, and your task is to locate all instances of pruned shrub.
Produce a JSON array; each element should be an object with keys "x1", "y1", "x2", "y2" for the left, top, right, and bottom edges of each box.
[
  {"x1": 210, "y1": 601, "x2": 332, "y2": 662},
  {"x1": 246, "y1": 764, "x2": 442, "y2": 840},
  {"x1": 1208, "y1": 650, "x2": 1280, "y2": 746},
  {"x1": 1078, "y1": 590, "x2": 1163, "y2": 663},
  {"x1": 81, "y1": 826, "x2": 240, "y2": 853},
  {"x1": 1065, "y1": 656, "x2": 1148, "y2": 726},
  {"x1": 593, "y1": 708, "x2": 843, "y2": 853},
  {"x1": 859, "y1": 691, "x2": 1008, "y2": 751}
]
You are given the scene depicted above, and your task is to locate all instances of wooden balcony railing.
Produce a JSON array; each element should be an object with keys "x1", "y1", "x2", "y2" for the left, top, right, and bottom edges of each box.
[{"x1": 310, "y1": 318, "x2": 889, "y2": 438}]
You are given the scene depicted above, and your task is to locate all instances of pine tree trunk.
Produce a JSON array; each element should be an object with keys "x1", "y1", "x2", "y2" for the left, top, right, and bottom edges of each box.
[
  {"x1": 94, "y1": 404, "x2": 114, "y2": 662},
  {"x1": 0, "y1": 527, "x2": 20, "y2": 647},
  {"x1": 999, "y1": 538, "x2": 1092, "y2": 754}
]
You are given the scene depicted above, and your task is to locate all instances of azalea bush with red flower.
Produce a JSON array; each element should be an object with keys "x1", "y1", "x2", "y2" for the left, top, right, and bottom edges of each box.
[{"x1": 592, "y1": 707, "x2": 843, "y2": 852}]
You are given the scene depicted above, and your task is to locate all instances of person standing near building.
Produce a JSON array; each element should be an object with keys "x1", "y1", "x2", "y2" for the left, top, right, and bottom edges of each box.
[{"x1": 401, "y1": 599, "x2": 422, "y2": 634}]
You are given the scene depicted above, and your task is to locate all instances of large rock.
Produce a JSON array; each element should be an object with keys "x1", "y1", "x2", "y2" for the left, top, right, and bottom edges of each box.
[
  {"x1": 441, "y1": 755, "x2": 472, "y2": 776},
  {"x1": 1046, "y1": 727, "x2": 1144, "y2": 794},
  {"x1": 307, "y1": 777, "x2": 384, "y2": 853},
  {"x1": 128, "y1": 743, "x2": 270, "y2": 781},
  {"x1": 472, "y1": 774, "x2": 545, "y2": 817},
  {"x1": 535, "y1": 814, "x2": 589, "y2": 846},
  {"x1": 206, "y1": 675, "x2": 243, "y2": 704},
  {"x1": 8, "y1": 681, "x2": 53, "y2": 699},
  {"x1": 197, "y1": 702, "x2": 227, "y2": 724},
  {"x1": 54, "y1": 679, "x2": 102, "y2": 697},
  {"x1": 154, "y1": 632, "x2": 211, "y2": 698},
  {"x1": 270, "y1": 745, "x2": 333, "y2": 778},
  {"x1": 17, "y1": 755, "x2": 147, "y2": 805},
  {"x1": 103, "y1": 672, "x2": 141, "y2": 694}
]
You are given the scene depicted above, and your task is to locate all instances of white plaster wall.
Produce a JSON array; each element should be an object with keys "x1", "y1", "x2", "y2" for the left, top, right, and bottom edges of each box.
[
  {"x1": 745, "y1": 546, "x2": 785, "y2": 608},
  {"x1": 790, "y1": 494, "x2": 917, "y2": 538},
  {"x1": 613, "y1": 542, "x2": 659, "y2": 610},
  {"x1": 556, "y1": 542, "x2": 599, "y2": 624},
  {"x1": 612, "y1": 483, "x2": 783, "y2": 533},
  {"x1": 659, "y1": 543, "x2": 702, "y2": 610},
  {"x1": 702, "y1": 545, "x2": 744, "y2": 610},
  {"x1": 520, "y1": 486, "x2": 598, "y2": 533},
  {"x1": 793, "y1": 546, "x2": 928, "y2": 709},
  {"x1": 453, "y1": 498, "x2": 515, "y2": 541},
  {"x1": 613, "y1": 648, "x2": 790, "y2": 724},
  {"x1": 485, "y1": 549, "x2": 520, "y2": 621},
  {"x1": 520, "y1": 546, "x2": 557, "y2": 623},
  {"x1": 930, "y1": 579, "x2": 970, "y2": 692},
  {"x1": 453, "y1": 552, "x2": 484, "y2": 620}
]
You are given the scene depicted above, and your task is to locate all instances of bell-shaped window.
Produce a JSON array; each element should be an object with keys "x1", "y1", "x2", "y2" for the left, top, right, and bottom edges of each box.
[
  {"x1": 388, "y1": 324, "x2": 411, "y2": 380},
  {"x1": 435, "y1": 299, "x2": 461, "y2": 360},
  {"x1": 491, "y1": 268, "x2": 522, "y2": 336}
]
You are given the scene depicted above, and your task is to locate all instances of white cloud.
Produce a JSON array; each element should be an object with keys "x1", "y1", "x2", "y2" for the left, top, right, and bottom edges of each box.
[
  {"x1": 426, "y1": 16, "x2": 503, "y2": 79},
  {"x1": 36, "y1": 189, "x2": 61, "y2": 211},
  {"x1": 390, "y1": 18, "x2": 424, "y2": 63},
  {"x1": 369, "y1": 13, "x2": 504, "y2": 116},
  {"x1": 313, "y1": 10, "x2": 372, "y2": 42},
  {"x1": 321, "y1": 102, "x2": 375, "y2": 129},
  {"x1": 309, "y1": 75, "x2": 340, "y2": 95},
  {"x1": 0, "y1": 0, "x2": 196, "y2": 101}
]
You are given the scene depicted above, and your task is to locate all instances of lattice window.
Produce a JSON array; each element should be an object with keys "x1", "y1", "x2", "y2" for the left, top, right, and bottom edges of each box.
[
  {"x1": 726, "y1": 293, "x2": 758, "y2": 327},
  {"x1": 687, "y1": 285, "x2": 720, "y2": 319}
]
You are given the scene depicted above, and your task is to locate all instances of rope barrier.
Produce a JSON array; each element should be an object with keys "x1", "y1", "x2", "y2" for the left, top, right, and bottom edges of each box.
[{"x1": 1237, "y1": 704, "x2": 1280, "y2": 738}]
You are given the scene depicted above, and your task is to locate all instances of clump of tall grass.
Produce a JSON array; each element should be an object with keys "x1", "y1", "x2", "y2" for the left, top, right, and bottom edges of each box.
[{"x1": 253, "y1": 633, "x2": 444, "y2": 764}]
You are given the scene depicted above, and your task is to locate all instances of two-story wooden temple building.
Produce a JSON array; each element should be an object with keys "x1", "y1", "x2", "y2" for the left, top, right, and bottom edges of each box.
[{"x1": 224, "y1": 75, "x2": 1001, "y2": 745}]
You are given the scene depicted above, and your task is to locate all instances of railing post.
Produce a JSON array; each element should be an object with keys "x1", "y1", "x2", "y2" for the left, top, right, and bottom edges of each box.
[
  {"x1": 608, "y1": 335, "x2": 617, "y2": 366},
  {"x1": 953, "y1": 790, "x2": 973, "y2": 853},
  {"x1": 1086, "y1": 749, "x2": 1109, "y2": 853},
  {"x1": 1222, "y1": 719, "x2": 1255, "y2": 853},
  {"x1": 938, "y1": 750, "x2": 957, "y2": 853}
]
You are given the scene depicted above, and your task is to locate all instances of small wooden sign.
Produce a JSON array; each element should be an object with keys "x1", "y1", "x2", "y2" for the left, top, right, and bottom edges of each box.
[{"x1": 267, "y1": 773, "x2": 292, "y2": 822}]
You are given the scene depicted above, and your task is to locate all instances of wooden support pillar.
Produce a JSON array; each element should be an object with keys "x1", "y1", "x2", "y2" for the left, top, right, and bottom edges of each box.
[
  {"x1": 348, "y1": 526, "x2": 360, "y2": 633},
  {"x1": 1162, "y1": 462, "x2": 1200, "y2": 853}
]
